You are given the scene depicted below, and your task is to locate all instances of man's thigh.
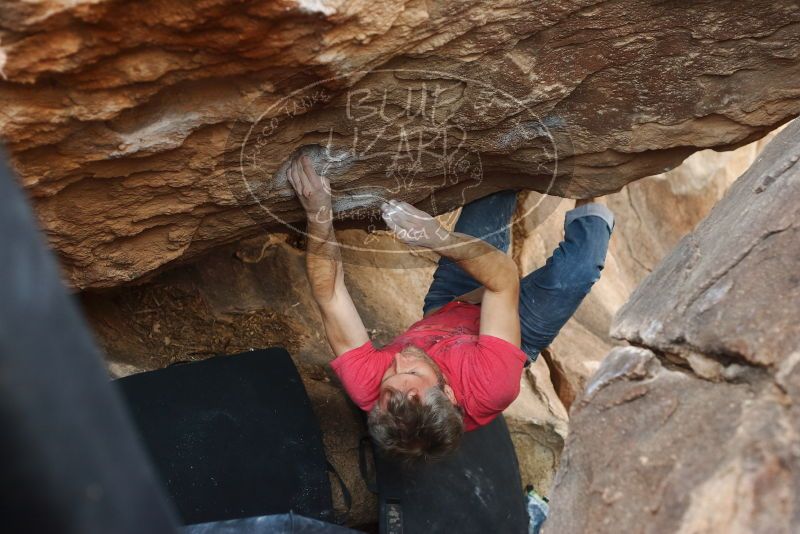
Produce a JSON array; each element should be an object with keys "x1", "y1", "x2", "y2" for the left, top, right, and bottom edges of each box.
[{"x1": 422, "y1": 191, "x2": 518, "y2": 315}]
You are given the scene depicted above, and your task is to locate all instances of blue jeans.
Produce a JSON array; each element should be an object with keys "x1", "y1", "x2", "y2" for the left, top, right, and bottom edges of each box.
[{"x1": 422, "y1": 191, "x2": 614, "y2": 363}]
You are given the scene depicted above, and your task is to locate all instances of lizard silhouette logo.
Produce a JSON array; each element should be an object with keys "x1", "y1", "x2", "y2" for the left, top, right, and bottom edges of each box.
[{"x1": 225, "y1": 69, "x2": 573, "y2": 267}]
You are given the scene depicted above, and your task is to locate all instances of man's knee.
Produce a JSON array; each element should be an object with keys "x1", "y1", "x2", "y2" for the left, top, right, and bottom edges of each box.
[
  {"x1": 535, "y1": 240, "x2": 605, "y2": 294},
  {"x1": 561, "y1": 259, "x2": 603, "y2": 295},
  {"x1": 559, "y1": 216, "x2": 611, "y2": 293}
]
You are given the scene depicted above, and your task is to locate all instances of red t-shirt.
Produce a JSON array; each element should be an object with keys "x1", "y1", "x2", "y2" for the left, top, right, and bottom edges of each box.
[{"x1": 330, "y1": 301, "x2": 527, "y2": 431}]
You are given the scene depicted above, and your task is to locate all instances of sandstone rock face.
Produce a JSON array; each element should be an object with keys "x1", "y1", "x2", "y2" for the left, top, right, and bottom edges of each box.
[
  {"x1": 546, "y1": 119, "x2": 800, "y2": 533},
  {"x1": 504, "y1": 359, "x2": 569, "y2": 496},
  {"x1": 612, "y1": 126, "x2": 800, "y2": 368},
  {"x1": 549, "y1": 346, "x2": 797, "y2": 534},
  {"x1": 511, "y1": 132, "x2": 776, "y2": 408},
  {"x1": 2, "y1": 0, "x2": 799, "y2": 288}
]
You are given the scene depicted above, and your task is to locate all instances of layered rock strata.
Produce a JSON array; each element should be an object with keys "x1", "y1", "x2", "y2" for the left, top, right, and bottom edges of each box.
[{"x1": 1, "y1": 0, "x2": 798, "y2": 288}]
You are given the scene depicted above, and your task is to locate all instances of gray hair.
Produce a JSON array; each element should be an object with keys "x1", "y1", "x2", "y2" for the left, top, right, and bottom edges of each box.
[{"x1": 368, "y1": 384, "x2": 465, "y2": 463}]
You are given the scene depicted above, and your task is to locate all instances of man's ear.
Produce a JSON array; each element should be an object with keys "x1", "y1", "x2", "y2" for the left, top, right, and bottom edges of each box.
[{"x1": 443, "y1": 384, "x2": 457, "y2": 405}]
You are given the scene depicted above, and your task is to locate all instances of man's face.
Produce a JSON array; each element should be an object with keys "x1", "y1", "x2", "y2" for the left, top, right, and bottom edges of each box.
[{"x1": 379, "y1": 346, "x2": 456, "y2": 408}]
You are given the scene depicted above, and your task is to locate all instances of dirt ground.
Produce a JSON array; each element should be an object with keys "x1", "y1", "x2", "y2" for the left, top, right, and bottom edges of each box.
[{"x1": 82, "y1": 270, "x2": 303, "y2": 370}]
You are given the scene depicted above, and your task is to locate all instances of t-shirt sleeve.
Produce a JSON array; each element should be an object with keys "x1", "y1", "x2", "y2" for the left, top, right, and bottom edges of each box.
[
  {"x1": 330, "y1": 340, "x2": 394, "y2": 412},
  {"x1": 455, "y1": 335, "x2": 527, "y2": 426}
]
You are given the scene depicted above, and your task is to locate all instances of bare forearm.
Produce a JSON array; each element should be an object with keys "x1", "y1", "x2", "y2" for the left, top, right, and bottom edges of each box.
[
  {"x1": 305, "y1": 219, "x2": 370, "y2": 354},
  {"x1": 305, "y1": 220, "x2": 343, "y2": 303},
  {"x1": 439, "y1": 232, "x2": 520, "y2": 345},
  {"x1": 287, "y1": 154, "x2": 369, "y2": 355},
  {"x1": 436, "y1": 232, "x2": 518, "y2": 293},
  {"x1": 380, "y1": 198, "x2": 519, "y2": 343}
]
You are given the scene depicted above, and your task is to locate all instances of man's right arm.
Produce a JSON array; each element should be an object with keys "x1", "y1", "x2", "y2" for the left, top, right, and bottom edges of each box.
[
  {"x1": 434, "y1": 231, "x2": 521, "y2": 347},
  {"x1": 381, "y1": 200, "x2": 521, "y2": 347}
]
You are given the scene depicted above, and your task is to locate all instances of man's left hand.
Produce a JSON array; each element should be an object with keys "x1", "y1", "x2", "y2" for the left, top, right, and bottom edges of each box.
[{"x1": 287, "y1": 155, "x2": 332, "y2": 222}]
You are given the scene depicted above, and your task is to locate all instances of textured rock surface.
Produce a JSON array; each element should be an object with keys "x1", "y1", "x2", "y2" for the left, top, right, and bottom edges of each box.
[
  {"x1": 548, "y1": 346, "x2": 798, "y2": 534},
  {"x1": 546, "y1": 120, "x2": 800, "y2": 533},
  {"x1": 612, "y1": 121, "x2": 800, "y2": 368},
  {"x1": 2, "y1": 0, "x2": 799, "y2": 288},
  {"x1": 511, "y1": 132, "x2": 776, "y2": 408},
  {"x1": 504, "y1": 359, "x2": 568, "y2": 496}
]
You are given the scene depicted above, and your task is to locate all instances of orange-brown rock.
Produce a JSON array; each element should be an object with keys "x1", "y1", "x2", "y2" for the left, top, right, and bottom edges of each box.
[
  {"x1": 546, "y1": 114, "x2": 800, "y2": 534},
  {"x1": 1, "y1": 0, "x2": 799, "y2": 288},
  {"x1": 511, "y1": 131, "x2": 778, "y2": 409}
]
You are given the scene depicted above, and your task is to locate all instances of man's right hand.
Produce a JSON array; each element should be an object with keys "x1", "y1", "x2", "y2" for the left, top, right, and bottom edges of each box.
[
  {"x1": 287, "y1": 155, "x2": 332, "y2": 223},
  {"x1": 380, "y1": 199, "x2": 450, "y2": 249}
]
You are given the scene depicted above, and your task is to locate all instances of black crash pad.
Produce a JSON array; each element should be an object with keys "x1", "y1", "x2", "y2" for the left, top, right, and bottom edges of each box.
[
  {"x1": 373, "y1": 415, "x2": 528, "y2": 534},
  {"x1": 116, "y1": 349, "x2": 336, "y2": 526}
]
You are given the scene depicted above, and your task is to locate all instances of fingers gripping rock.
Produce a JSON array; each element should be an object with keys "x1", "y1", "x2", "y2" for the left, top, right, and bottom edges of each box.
[{"x1": 381, "y1": 200, "x2": 445, "y2": 247}]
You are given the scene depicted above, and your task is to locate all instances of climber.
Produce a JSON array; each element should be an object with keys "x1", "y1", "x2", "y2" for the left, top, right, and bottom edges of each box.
[{"x1": 287, "y1": 155, "x2": 614, "y2": 462}]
